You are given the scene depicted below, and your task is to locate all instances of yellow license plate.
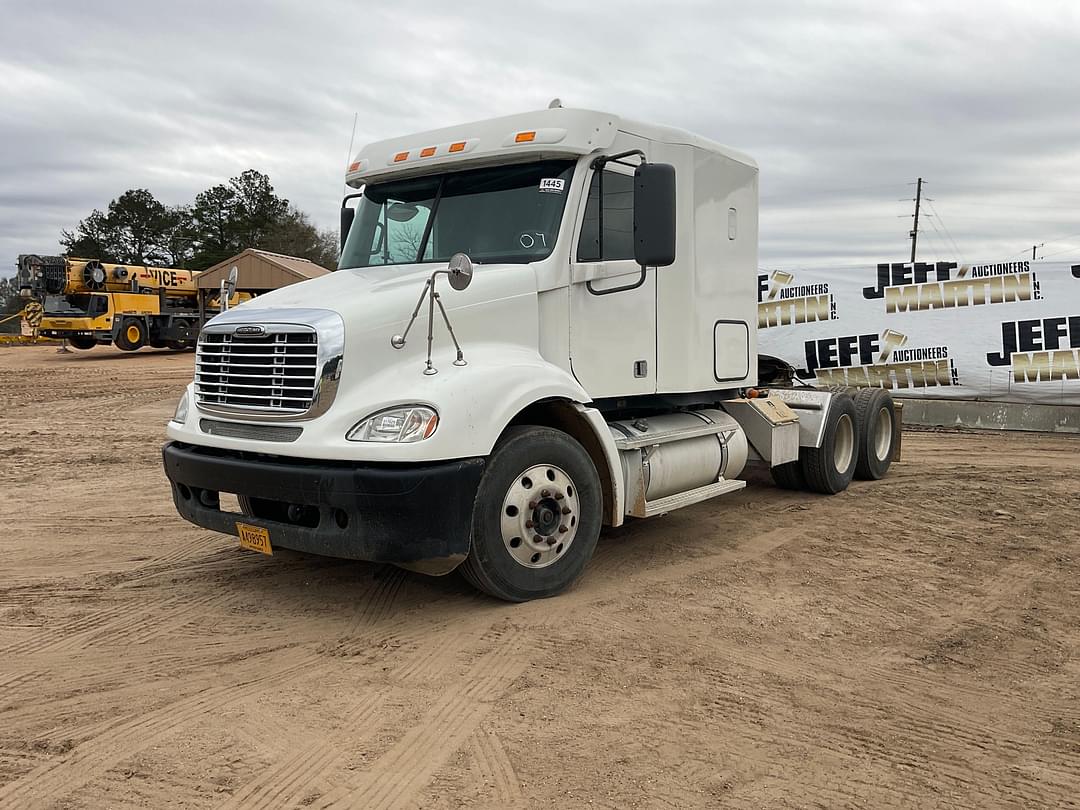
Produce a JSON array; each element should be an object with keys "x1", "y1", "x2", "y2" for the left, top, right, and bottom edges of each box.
[{"x1": 236, "y1": 522, "x2": 273, "y2": 555}]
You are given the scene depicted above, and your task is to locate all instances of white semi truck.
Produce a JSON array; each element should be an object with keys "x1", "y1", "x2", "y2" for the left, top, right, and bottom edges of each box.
[{"x1": 163, "y1": 105, "x2": 898, "y2": 601}]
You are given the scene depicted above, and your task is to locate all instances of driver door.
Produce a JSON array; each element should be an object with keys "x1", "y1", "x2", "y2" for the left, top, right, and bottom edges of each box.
[{"x1": 569, "y1": 163, "x2": 656, "y2": 398}]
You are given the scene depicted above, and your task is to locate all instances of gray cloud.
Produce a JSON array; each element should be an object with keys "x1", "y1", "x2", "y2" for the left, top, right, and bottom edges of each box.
[{"x1": 2, "y1": 0, "x2": 1079, "y2": 275}]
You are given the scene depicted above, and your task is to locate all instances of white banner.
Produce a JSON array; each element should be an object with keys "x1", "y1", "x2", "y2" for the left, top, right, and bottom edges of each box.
[{"x1": 757, "y1": 259, "x2": 1080, "y2": 405}]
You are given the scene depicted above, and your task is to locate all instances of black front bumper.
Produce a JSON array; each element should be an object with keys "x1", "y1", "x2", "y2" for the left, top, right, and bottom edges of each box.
[{"x1": 162, "y1": 442, "x2": 484, "y2": 574}]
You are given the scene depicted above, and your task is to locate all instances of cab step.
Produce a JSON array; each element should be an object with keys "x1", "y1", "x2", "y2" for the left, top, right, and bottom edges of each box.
[{"x1": 635, "y1": 479, "x2": 747, "y2": 518}]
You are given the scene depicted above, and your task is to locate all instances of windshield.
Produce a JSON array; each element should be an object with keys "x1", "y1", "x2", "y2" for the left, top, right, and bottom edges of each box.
[
  {"x1": 339, "y1": 160, "x2": 576, "y2": 269},
  {"x1": 44, "y1": 294, "x2": 106, "y2": 316}
]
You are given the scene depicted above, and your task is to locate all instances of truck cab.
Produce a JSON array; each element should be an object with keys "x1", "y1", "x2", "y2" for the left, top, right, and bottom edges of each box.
[{"x1": 163, "y1": 106, "x2": 897, "y2": 601}]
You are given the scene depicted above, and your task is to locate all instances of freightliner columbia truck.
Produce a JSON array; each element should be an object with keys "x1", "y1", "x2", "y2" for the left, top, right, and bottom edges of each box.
[{"x1": 163, "y1": 105, "x2": 899, "y2": 601}]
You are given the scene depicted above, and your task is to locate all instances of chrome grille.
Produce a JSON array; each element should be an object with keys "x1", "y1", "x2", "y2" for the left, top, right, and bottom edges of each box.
[{"x1": 196, "y1": 329, "x2": 318, "y2": 415}]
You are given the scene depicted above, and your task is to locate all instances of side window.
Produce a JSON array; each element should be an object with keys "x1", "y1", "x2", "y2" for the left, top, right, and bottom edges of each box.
[{"x1": 576, "y1": 170, "x2": 635, "y2": 262}]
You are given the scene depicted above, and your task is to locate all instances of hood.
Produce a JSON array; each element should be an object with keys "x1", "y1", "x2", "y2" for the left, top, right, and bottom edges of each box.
[
  {"x1": 221, "y1": 261, "x2": 533, "y2": 334},
  {"x1": 203, "y1": 261, "x2": 544, "y2": 390}
]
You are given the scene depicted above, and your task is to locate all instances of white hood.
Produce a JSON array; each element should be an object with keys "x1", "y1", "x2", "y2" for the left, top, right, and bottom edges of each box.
[{"x1": 171, "y1": 261, "x2": 590, "y2": 462}]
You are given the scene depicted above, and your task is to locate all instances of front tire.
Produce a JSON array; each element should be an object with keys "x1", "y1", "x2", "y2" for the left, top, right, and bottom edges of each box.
[
  {"x1": 461, "y1": 426, "x2": 602, "y2": 602},
  {"x1": 68, "y1": 336, "x2": 97, "y2": 350},
  {"x1": 115, "y1": 318, "x2": 146, "y2": 351}
]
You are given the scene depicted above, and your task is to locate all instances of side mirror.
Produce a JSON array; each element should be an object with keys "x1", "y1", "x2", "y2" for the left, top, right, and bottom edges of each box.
[
  {"x1": 220, "y1": 265, "x2": 239, "y2": 311},
  {"x1": 446, "y1": 252, "x2": 473, "y2": 291},
  {"x1": 633, "y1": 163, "x2": 676, "y2": 267},
  {"x1": 340, "y1": 206, "x2": 355, "y2": 252}
]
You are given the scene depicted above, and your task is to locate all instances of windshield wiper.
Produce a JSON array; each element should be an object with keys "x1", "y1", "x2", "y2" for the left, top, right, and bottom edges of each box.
[{"x1": 414, "y1": 177, "x2": 445, "y2": 263}]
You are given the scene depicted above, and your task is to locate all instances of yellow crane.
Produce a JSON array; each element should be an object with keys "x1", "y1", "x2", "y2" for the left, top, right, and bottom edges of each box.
[{"x1": 18, "y1": 255, "x2": 238, "y2": 351}]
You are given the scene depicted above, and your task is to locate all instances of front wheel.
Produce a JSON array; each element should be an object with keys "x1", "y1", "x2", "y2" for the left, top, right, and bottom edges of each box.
[
  {"x1": 461, "y1": 426, "x2": 602, "y2": 602},
  {"x1": 68, "y1": 335, "x2": 97, "y2": 350},
  {"x1": 115, "y1": 318, "x2": 146, "y2": 351}
]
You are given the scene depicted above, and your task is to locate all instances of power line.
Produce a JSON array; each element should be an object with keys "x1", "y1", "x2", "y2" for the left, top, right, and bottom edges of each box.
[
  {"x1": 924, "y1": 198, "x2": 965, "y2": 265},
  {"x1": 923, "y1": 181, "x2": 1080, "y2": 197},
  {"x1": 923, "y1": 214, "x2": 960, "y2": 264},
  {"x1": 1039, "y1": 244, "x2": 1080, "y2": 260}
]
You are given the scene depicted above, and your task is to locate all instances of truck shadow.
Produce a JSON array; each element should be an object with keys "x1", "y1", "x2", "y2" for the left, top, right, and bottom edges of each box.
[{"x1": 51, "y1": 349, "x2": 193, "y2": 363}]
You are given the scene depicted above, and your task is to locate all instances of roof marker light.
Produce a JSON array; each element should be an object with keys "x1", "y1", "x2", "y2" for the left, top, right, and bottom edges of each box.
[
  {"x1": 348, "y1": 161, "x2": 361, "y2": 172},
  {"x1": 420, "y1": 146, "x2": 436, "y2": 158},
  {"x1": 393, "y1": 151, "x2": 409, "y2": 162},
  {"x1": 449, "y1": 141, "x2": 466, "y2": 153},
  {"x1": 515, "y1": 131, "x2": 536, "y2": 143}
]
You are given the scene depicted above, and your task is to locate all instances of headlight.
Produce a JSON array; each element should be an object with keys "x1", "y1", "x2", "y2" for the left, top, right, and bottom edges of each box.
[
  {"x1": 347, "y1": 405, "x2": 438, "y2": 443},
  {"x1": 171, "y1": 391, "x2": 190, "y2": 424}
]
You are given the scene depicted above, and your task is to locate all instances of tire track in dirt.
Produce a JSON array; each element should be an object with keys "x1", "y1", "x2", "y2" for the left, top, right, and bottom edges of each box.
[
  {"x1": 313, "y1": 632, "x2": 530, "y2": 810},
  {"x1": 221, "y1": 629, "x2": 469, "y2": 809},
  {"x1": 299, "y1": 524, "x2": 800, "y2": 809},
  {"x1": 469, "y1": 726, "x2": 523, "y2": 807},
  {"x1": 0, "y1": 638, "x2": 294, "y2": 737},
  {"x1": 0, "y1": 648, "x2": 319, "y2": 808},
  {"x1": 0, "y1": 557, "x2": 423, "y2": 806},
  {"x1": 1, "y1": 586, "x2": 232, "y2": 659}
]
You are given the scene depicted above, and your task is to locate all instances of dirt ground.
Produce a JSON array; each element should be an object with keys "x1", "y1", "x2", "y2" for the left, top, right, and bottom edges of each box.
[{"x1": 1, "y1": 345, "x2": 1079, "y2": 809}]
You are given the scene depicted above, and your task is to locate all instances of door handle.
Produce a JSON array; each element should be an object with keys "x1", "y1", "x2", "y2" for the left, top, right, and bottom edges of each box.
[{"x1": 586, "y1": 266, "x2": 648, "y2": 296}]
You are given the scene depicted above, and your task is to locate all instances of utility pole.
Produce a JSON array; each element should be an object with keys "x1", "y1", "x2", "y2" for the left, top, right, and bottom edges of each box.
[{"x1": 909, "y1": 177, "x2": 923, "y2": 263}]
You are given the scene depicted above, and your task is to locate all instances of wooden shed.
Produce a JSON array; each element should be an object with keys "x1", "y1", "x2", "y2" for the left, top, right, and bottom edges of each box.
[{"x1": 195, "y1": 249, "x2": 332, "y2": 322}]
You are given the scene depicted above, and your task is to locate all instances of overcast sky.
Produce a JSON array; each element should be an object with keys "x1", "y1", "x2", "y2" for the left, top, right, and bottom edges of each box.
[{"x1": 3, "y1": 0, "x2": 1079, "y2": 277}]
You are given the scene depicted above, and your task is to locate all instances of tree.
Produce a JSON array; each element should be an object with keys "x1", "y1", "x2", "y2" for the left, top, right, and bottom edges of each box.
[
  {"x1": 230, "y1": 169, "x2": 289, "y2": 247},
  {"x1": 189, "y1": 170, "x2": 292, "y2": 268},
  {"x1": 260, "y1": 207, "x2": 339, "y2": 270},
  {"x1": 0, "y1": 277, "x2": 24, "y2": 334},
  {"x1": 59, "y1": 169, "x2": 335, "y2": 272},
  {"x1": 189, "y1": 184, "x2": 237, "y2": 268},
  {"x1": 105, "y1": 189, "x2": 171, "y2": 265},
  {"x1": 60, "y1": 209, "x2": 116, "y2": 262},
  {"x1": 60, "y1": 189, "x2": 193, "y2": 267},
  {"x1": 158, "y1": 206, "x2": 196, "y2": 267}
]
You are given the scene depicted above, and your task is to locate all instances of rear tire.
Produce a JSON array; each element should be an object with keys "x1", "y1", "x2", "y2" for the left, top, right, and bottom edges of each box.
[
  {"x1": 770, "y1": 461, "x2": 806, "y2": 490},
  {"x1": 853, "y1": 388, "x2": 897, "y2": 480},
  {"x1": 68, "y1": 336, "x2": 96, "y2": 350},
  {"x1": 461, "y1": 426, "x2": 602, "y2": 602},
  {"x1": 115, "y1": 318, "x2": 146, "y2": 351},
  {"x1": 799, "y1": 393, "x2": 858, "y2": 494}
]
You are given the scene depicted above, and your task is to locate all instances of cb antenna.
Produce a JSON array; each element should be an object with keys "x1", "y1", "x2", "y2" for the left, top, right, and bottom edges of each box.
[{"x1": 343, "y1": 112, "x2": 358, "y2": 193}]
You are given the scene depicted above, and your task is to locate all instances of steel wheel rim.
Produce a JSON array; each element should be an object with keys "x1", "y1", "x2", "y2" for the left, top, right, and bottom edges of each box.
[
  {"x1": 874, "y1": 406, "x2": 893, "y2": 461},
  {"x1": 500, "y1": 463, "x2": 579, "y2": 569},
  {"x1": 833, "y1": 413, "x2": 854, "y2": 473},
  {"x1": 126, "y1": 325, "x2": 140, "y2": 343}
]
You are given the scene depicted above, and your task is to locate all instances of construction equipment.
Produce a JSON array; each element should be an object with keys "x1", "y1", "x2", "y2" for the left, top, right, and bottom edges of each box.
[{"x1": 18, "y1": 255, "x2": 232, "y2": 351}]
